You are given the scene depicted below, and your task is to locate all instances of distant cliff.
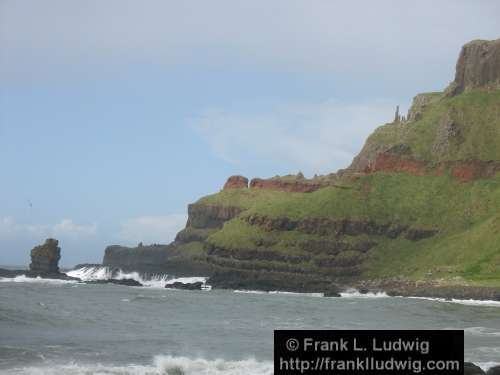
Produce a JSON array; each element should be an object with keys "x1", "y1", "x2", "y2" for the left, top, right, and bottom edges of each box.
[{"x1": 103, "y1": 244, "x2": 172, "y2": 271}]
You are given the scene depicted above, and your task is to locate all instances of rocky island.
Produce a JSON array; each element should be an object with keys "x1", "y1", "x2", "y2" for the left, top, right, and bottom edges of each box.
[{"x1": 100, "y1": 38, "x2": 500, "y2": 299}]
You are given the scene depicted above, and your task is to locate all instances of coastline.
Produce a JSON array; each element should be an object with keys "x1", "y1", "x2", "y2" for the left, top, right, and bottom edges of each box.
[{"x1": 3, "y1": 264, "x2": 500, "y2": 303}]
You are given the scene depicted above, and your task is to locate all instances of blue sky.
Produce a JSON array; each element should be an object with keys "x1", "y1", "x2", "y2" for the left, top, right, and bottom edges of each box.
[{"x1": 1, "y1": 0, "x2": 500, "y2": 266}]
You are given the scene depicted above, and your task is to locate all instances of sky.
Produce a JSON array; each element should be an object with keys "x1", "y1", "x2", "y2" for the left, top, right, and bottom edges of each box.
[{"x1": 1, "y1": 0, "x2": 500, "y2": 266}]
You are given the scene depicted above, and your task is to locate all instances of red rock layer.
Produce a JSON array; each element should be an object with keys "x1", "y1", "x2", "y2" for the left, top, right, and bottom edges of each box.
[
  {"x1": 249, "y1": 178, "x2": 324, "y2": 193},
  {"x1": 223, "y1": 175, "x2": 249, "y2": 189},
  {"x1": 364, "y1": 153, "x2": 500, "y2": 182}
]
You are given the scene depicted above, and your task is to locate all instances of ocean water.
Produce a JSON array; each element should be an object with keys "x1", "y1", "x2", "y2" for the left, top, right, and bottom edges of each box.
[{"x1": 1, "y1": 267, "x2": 500, "y2": 374}]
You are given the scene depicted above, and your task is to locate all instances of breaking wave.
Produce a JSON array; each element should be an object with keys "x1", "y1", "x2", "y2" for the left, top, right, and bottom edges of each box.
[
  {"x1": 0, "y1": 275, "x2": 78, "y2": 285},
  {"x1": 339, "y1": 289, "x2": 389, "y2": 298},
  {"x1": 5, "y1": 355, "x2": 273, "y2": 375},
  {"x1": 66, "y1": 266, "x2": 209, "y2": 289}
]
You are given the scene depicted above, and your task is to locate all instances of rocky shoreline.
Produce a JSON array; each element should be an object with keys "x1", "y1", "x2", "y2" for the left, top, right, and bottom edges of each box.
[{"x1": 352, "y1": 278, "x2": 500, "y2": 301}]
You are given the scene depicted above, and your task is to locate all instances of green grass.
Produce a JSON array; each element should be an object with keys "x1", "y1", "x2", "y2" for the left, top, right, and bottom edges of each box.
[{"x1": 367, "y1": 89, "x2": 500, "y2": 162}]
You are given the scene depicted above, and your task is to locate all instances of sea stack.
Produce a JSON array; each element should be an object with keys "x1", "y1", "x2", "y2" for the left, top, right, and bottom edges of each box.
[{"x1": 30, "y1": 238, "x2": 61, "y2": 274}]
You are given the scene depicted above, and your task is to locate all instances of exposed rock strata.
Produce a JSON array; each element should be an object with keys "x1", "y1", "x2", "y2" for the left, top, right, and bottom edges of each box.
[
  {"x1": 363, "y1": 154, "x2": 500, "y2": 182},
  {"x1": 250, "y1": 177, "x2": 325, "y2": 193},
  {"x1": 186, "y1": 204, "x2": 242, "y2": 228},
  {"x1": 245, "y1": 214, "x2": 437, "y2": 241}
]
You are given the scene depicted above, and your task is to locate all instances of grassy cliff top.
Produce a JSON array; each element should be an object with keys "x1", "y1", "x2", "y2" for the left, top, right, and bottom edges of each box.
[{"x1": 356, "y1": 89, "x2": 500, "y2": 167}]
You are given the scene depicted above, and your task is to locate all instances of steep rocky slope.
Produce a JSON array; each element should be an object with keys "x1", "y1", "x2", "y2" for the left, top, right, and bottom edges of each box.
[{"x1": 105, "y1": 39, "x2": 500, "y2": 295}]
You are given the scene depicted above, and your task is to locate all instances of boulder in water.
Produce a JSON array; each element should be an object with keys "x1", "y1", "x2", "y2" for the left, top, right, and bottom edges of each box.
[{"x1": 487, "y1": 365, "x2": 500, "y2": 375}]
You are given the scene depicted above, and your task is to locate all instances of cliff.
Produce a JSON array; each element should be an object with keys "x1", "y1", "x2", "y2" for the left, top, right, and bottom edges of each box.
[
  {"x1": 102, "y1": 244, "x2": 172, "y2": 271},
  {"x1": 104, "y1": 38, "x2": 500, "y2": 296},
  {"x1": 446, "y1": 39, "x2": 500, "y2": 96}
]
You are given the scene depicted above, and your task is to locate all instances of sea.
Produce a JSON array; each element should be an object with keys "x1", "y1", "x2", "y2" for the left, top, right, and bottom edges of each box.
[{"x1": 0, "y1": 266, "x2": 499, "y2": 374}]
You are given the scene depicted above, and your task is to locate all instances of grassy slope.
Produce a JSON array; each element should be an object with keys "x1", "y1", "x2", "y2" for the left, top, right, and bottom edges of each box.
[
  {"x1": 368, "y1": 90, "x2": 500, "y2": 162},
  {"x1": 190, "y1": 89, "x2": 500, "y2": 285}
]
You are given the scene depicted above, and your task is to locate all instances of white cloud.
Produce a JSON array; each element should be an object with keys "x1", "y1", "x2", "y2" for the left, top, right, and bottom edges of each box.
[
  {"x1": 53, "y1": 219, "x2": 97, "y2": 238},
  {"x1": 0, "y1": 217, "x2": 97, "y2": 239},
  {"x1": 118, "y1": 214, "x2": 187, "y2": 245},
  {"x1": 1, "y1": 1, "x2": 499, "y2": 82},
  {"x1": 192, "y1": 98, "x2": 394, "y2": 175}
]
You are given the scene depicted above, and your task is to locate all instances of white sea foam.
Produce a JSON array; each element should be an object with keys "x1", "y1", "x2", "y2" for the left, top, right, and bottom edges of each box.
[
  {"x1": 406, "y1": 296, "x2": 500, "y2": 307},
  {"x1": 233, "y1": 290, "x2": 267, "y2": 294},
  {"x1": 268, "y1": 290, "x2": 324, "y2": 297},
  {"x1": 339, "y1": 289, "x2": 389, "y2": 298},
  {"x1": 0, "y1": 275, "x2": 78, "y2": 285},
  {"x1": 233, "y1": 290, "x2": 323, "y2": 297},
  {"x1": 5, "y1": 355, "x2": 273, "y2": 375},
  {"x1": 66, "y1": 266, "x2": 208, "y2": 289}
]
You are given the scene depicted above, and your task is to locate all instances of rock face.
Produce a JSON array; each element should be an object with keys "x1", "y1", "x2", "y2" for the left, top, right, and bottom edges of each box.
[
  {"x1": 487, "y1": 365, "x2": 500, "y2": 375},
  {"x1": 249, "y1": 177, "x2": 325, "y2": 193},
  {"x1": 102, "y1": 244, "x2": 172, "y2": 271},
  {"x1": 446, "y1": 39, "x2": 500, "y2": 96},
  {"x1": 223, "y1": 175, "x2": 248, "y2": 189},
  {"x1": 465, "y1": 362, "x2": 486, "y2": 375},
  {"x1": 30, "y1": 239, "x2": 61, "y2": 273},
  {"x1": 186, "y1": 204, "x2": 242, "y2": 228}
]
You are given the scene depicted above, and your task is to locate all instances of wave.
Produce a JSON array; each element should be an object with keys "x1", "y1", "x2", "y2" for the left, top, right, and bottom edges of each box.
[
  {"x1": 338, "y1": 289, "x2": 500, "y2": 306},
  {"x1": 66, "y1": 266, "x2": 208, "y2": 289},
  {"x1": 339, "y1": 289, "x2": 389, "y2": 298},
  {"x1": 5, "y1": 355, "x2": 273, "y2": 375},
  {"x1": 464, "y1": 327, "x2": 500, "y2": 337},
  {"x1": 406, "y1": 296, "x2": 500, "y2": 307},
  {"x1": 0, "y1": 275, "x2": 78, "y2": 285}
]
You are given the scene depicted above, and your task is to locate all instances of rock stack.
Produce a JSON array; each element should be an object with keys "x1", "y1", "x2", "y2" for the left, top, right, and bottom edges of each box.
[{"x1": 30, "y1": 238, "x2": 61, "y2": 274}]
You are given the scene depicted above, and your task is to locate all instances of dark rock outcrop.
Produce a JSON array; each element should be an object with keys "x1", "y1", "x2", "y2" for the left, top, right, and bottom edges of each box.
[
  {"x1": 166, "y1": 281, "x2": 203, "y2": 290},
  {"x1": 102, "y1": 244, "x2": 172, "y2": 270},
  {"x1": 86, "y1": 278, "x2": 143, "y2": 287},
  {"x1": 186, "y1": 204, "x2": 242, "y2": 228},
  {"x1": 223, "y1": 175, "x2": 249, "y2": 189},
  {"x1": 486, "y1": 365, "x2": 500, "y2": 375},
  {"x1": 30, "y1": 238, "x2": 61, "y2": 273},
  {"x1": 465, "y1": 362, "x2": 486, "y2": 375},
  {"x1": 446, "y1": 39, "x2": 500, "y2": 96},
  {"x1": 208, "y1": 269, "x2": 341, "y2": 296}
]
